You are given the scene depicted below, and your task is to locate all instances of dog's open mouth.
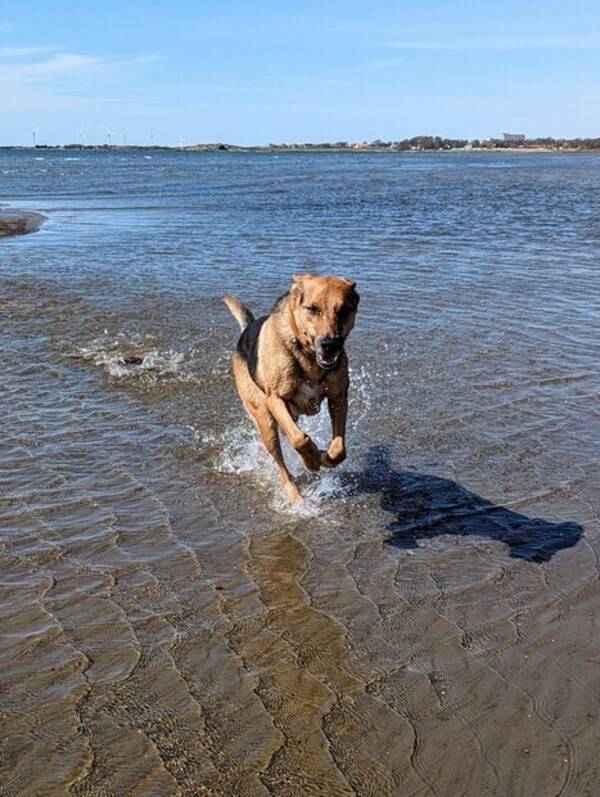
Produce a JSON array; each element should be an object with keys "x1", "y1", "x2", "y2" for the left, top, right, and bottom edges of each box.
[{"x1": 316, "y1": 351, "x2": 341, "y2": 369}]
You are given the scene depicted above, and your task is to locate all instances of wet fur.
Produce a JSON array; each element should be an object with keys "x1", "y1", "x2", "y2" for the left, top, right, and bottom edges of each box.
[{"x1": 223, "y1": 275, "x2": 359, "y2": 502}]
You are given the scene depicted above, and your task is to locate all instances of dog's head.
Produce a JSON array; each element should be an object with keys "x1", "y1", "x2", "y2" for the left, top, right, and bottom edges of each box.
[{"x1": 289, "y1": 274, "x2": 360, "y2": 369}]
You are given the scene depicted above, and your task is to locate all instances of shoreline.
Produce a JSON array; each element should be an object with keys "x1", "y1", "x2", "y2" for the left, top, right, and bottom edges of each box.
[
  {"x1": 0, "y1": 145, "x2": 597, "y2": 155},
  {"x1": 0, "y1": 210, "x2": 46, "y2": 239}
]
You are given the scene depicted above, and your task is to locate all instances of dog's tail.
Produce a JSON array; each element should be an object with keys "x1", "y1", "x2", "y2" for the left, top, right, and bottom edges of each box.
[{"x1": 222, "y1": 294, "x2": 255, "y2": 331}]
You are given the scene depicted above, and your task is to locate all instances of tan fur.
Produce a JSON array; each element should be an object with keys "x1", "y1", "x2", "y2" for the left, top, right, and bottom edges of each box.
[
  {"x1": 223, "y1": 274, "x2": 359, "y2": 502},
  {"x1": 223, "y1": 293, "x2": 254, "y2": 331}
]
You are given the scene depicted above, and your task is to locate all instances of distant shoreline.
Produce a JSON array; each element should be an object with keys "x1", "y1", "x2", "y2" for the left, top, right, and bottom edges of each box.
[
  {"x1": 0, "y1": 143, "x2": 598, "y2": 155},
  {"x1": 0, "y1": 210, "x2": 46, "y2": 239}
]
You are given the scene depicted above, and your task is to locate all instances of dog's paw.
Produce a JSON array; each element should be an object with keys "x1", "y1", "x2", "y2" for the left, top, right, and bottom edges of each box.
[
  {"x1": 297, "y1": 436, "x2": 322, "y2": 471},
  {"x1": 283, "y1": 480, "x2": 302, "y2": 503},
  {"x1": 321, "y1": 437, "x2": 346, "y2": 468}
]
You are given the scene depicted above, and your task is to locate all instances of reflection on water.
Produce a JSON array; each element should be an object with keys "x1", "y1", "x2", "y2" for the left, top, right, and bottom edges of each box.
[{"x1": 1, "y1": 150, "x2": 600, "y2": 796}]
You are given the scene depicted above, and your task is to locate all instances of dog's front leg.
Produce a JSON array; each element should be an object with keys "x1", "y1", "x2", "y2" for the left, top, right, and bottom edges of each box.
[
  {"x1": 321, "y1": 390, "x2": 348, "y2": 468},
  {"x1": 266, "y1": 393, "x2": 322, "y2": 471}
]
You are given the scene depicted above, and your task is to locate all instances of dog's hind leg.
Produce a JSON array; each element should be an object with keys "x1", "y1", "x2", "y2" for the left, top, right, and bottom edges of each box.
[{"x1": 246, "y1": 402, "x2": 301, "y2": 503}]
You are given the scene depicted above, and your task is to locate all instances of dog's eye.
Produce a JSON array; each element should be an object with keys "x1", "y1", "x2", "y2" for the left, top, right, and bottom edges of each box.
[{"x1": 305, "y1": 305, "x2": 320, "y2": 316}]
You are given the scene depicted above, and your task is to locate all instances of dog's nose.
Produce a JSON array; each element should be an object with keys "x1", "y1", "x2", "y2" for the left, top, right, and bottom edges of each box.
[{"x1": 319, "y1": 336, "x2": 341, "y2": 355}]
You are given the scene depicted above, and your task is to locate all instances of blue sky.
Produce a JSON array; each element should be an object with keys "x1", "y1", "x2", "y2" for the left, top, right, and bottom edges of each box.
[{"x1": 1, "y1": 1, "x2": 599, "y2": 145}]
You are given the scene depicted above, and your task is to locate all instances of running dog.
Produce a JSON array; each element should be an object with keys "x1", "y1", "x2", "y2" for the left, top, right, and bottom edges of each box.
[{"x1": 223, "y1": 274, "x2": 359, "y2": 502}]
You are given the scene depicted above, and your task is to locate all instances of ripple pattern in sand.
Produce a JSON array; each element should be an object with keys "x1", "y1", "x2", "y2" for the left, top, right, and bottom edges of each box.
[{"x1": 1, "y1": 328, "x2": 600, "y2": 797}]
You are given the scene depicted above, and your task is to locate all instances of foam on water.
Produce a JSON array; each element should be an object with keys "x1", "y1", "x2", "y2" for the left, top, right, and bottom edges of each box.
[
  {"x1": 74, "y1": 332, "x2": 194, "y2": 381},
  {"x1": 191, "y1": 416, "x2": 343, "y2": 517}
]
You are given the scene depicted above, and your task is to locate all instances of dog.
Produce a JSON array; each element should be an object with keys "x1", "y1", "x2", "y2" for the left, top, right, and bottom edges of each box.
[{"x1": 223, "y1": 274, "x2": 359, "y2": 502}]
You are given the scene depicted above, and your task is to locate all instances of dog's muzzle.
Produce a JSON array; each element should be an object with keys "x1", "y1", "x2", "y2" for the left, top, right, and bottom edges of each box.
[{"x1": 316, "y1": 335, "x2": 343, "y2": 369}]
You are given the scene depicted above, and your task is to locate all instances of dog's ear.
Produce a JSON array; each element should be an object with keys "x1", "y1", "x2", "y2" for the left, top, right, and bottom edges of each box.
[
  {"x1": 342, "y1": 278, "x2": 360, "y2": 308},
  {"x1": 292, "y1": 273, "x2": 313, "y2": 286},
  {"x1": 290, "y1": 274, "x2": 307, "y2": 306},
  {"x1": 291, "y1": 274, "x2": 314, "y2": 305}
]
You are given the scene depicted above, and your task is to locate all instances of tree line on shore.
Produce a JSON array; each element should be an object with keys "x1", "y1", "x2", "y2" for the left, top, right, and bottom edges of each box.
[
  {"x1": 8, "y1": 136, "x2": 600, "y2": 151},
  {"x1": 266, "y1": 136, "x2": 600, "y2": 150}
]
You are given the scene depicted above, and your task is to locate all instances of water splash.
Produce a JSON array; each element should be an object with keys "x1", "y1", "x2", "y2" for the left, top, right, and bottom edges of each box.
[
  {"x1": 74, "y1": 332, "x2": 194, "y2": 382},
  {"x1": 191, "y1": 364, "x2": 375, "y2": 516}
]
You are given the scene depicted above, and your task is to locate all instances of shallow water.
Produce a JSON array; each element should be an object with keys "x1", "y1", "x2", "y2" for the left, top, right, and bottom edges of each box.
[{"x1": 1, "y1": 150, "x2": 600, "y2": 795}]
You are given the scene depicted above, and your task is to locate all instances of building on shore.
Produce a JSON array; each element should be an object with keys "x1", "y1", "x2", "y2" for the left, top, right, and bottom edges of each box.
[{"x1": 503, "y1": 133, "x2": 526, "y2": 144}]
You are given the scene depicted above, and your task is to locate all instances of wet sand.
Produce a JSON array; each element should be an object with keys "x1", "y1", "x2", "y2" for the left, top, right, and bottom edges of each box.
[
  {"x1": 0, "y1": 209, "x2": 45, "y2": 238},
  {"x1": 2, "y1": 335, "x2": 598, "y2": 796},
  {"x1": 1, "y1": 151, "x2": 600, "y2": 795}
]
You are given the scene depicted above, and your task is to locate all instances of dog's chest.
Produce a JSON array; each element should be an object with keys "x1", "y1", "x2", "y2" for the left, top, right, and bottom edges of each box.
[{"x1": 291, "y1": 380, "x2": 326, "y2": 416}]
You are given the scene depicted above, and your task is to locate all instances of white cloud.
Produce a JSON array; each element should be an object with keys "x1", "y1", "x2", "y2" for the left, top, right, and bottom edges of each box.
[
  {"x1": 0, "y1": 53, "x2": 102, "y2": 83},
  {"x1": 0, "y1": 48, "x2": 161, "y2": 89},
  {"x1": 0, "y1": 46, "x2": 51, "y2": 58}
]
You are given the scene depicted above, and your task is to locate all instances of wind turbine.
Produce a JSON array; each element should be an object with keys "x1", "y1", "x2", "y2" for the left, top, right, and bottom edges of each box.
[
  {"x1": 79, "y1": 126, "x2": 86, "y2": 147},
  {"x1": 179, "y1": 135, "x2": 184, "y2": 150},
  {"x1": 106, "y1": 129, "x2": 115, "y2": 146},
  {"x1": 32, "y1": 127, "x2": 40, "y2": 147},
  {"x1": 122, "y1": 130, "x2": 127, "y2": 146},
  {"x1": 150, "y1": 129, "x2": 155, "y2": 147}
]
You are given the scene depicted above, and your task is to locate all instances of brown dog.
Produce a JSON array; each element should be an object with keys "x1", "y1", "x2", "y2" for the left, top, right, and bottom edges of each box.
[{"x1": 223, "y1": 274, "x2": 359, "y2": 502}]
